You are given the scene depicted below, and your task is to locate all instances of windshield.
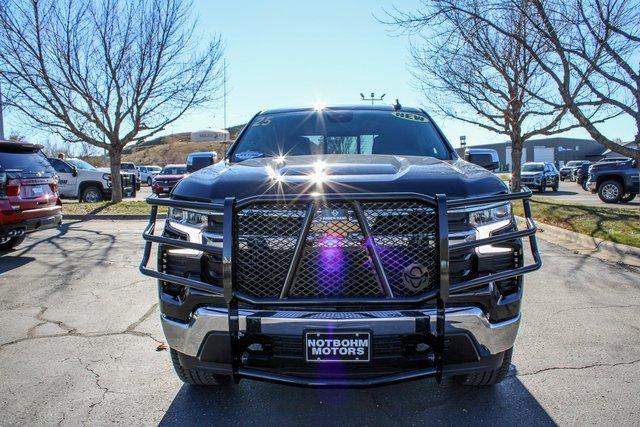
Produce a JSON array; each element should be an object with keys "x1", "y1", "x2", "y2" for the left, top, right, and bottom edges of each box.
[
  {"x1": 522, "y1": 163, "x2": 544, "y2": 172},
  {"x1": 230, "y1": 110, "x2": 452, "y2": 162},
  {"x1": 66, "y1": 159, "x2": 96, "y2": 170},
  {"x1": 161, "y1": 166, "x2": 186, "y2": 175},
  {"x1": 0, "y1": 150, "x2": 55, "y2": 174},
  {"x1": 565, "y1": 161, "x2": 581, "y2": 167},
  {"x1": 148, "y1": 166, "x2": 161, "y2": 171},
  {"x1": 121, "y1": 163, "x2": 135, "y2": 169}
]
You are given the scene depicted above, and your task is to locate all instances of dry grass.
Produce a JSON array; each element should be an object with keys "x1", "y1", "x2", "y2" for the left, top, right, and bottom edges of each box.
[{"x1": 62, "y1": 201, "x2": 167, "y2": 216}]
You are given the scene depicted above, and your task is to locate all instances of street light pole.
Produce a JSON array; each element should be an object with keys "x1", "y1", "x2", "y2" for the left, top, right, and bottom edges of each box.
[{"x1": 360, "y1": 92, "x2": 386, "y2": 105}]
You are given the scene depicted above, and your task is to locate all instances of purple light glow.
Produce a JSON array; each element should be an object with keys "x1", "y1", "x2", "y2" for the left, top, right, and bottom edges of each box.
[{"x1": 317, "y1": 233, "x2": 345, "y2": 292}]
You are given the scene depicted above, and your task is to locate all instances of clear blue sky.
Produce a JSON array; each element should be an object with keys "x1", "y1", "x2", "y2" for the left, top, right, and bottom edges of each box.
[{"x1": 5, "y1": 0, "x2": 636, "y2": 147}]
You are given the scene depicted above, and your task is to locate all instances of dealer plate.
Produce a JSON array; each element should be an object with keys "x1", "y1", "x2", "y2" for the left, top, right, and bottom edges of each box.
[{"x1": 305, "y1": 331, "x2": 370, "y2": 362}]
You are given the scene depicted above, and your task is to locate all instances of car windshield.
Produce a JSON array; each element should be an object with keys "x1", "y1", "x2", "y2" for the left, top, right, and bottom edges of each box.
[
  {"x1": 66, "y1": 159, "x2": 96, "y2": 170},
  {"x1": 161, "y1": 166, "x2": 186, "y2": 175},
  {"x1": 148, "y1": 166, "x2": 161, "y2": 171},
  {"x1": 565, "y1": 161, "x2": 582, "y2": 167},
  {"x1": 522, "y1": 163, "x2": 544, "y2": 172},
  {"x1": 121, "y1": 163, "x2": 135, "y2": 169},
  {"x1": 230, "y1": 109, "x2": 452, "y2": 162},
  {"x1": 0, "y1": 150, "x2": 55, "y2": 174}
]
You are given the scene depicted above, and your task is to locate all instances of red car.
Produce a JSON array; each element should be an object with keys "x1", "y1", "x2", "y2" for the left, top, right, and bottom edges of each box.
[
  {"x1": 151, "y1": 164, "x2": 188, "y2": 196},
  {"x1": 0, "y1": 140, "x2": 62, "y2": 251}
]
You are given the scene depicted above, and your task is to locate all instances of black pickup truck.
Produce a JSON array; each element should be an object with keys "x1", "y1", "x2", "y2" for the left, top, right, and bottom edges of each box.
[
  {"x1": 587, "y1": 157, "x2": 639, "y2": 203},
  {"x1": 140, "y1": 105, "x2": 541, "y2": 388}
]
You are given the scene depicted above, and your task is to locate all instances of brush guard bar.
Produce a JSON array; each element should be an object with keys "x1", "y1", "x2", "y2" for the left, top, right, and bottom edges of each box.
[{"x1": 140, "y1": 190, "x2": 541, "y2": 387}]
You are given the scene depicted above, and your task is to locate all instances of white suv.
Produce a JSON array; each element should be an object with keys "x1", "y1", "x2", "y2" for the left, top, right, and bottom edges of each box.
[{"x1": 139, "y1": 165, "x2": 162, "y2": 185}]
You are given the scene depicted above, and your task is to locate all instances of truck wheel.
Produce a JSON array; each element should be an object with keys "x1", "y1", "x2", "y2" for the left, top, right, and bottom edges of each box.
[
  {"x1": 621, "y1": 193, "x2": 637, "y2": 203},
  {"x1": 539, "y1": 180, "x2": 546, "y2": 193},
  {"x1": 598, "y1": 180, "x2": 622, "y2": 203},
  {"x1": 0, "y1": 235, "x2": 26, "y2": 251},
  {"x1": 455, "y1": 347, "x2": 513, "y2": 386},
  {"x1": 170, "y1": 348, "x2": 231, "y2": 386},
  {"x1": 147, "y1": 177, "x2": 152, "y2": 186},
  {"x1": 581, "y1": 181, "x2": 589, "y2": 191},
  {"x1": 81, "y1": 186, "x2": 103, "y2": 203},
  {"x1": 552, "y1": 181, "x2": 559, "y2": 192}
]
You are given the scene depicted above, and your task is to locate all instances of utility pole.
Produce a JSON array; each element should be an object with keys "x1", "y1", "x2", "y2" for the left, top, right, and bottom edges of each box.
[
  {"x1": 223, "y1": 58, "x2": 227, "y2": 130},
  {"x1": 360, "y1": 92, "x2": 386, "y2": 105},
  {"x1": 0, "y1": 82, "x2": 5, "y2": 140}
]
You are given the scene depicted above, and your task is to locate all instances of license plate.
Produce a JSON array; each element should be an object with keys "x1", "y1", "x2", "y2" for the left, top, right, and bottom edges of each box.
[
  {"x1": 22, "y1": 185, "x2": 45, "y2": 198},
  {"x1": 163, "y1": 187, "x2": 169, "y2": 192},
  {"x1": 305, "y1": 332, "x2": 370, "y2": 362}
]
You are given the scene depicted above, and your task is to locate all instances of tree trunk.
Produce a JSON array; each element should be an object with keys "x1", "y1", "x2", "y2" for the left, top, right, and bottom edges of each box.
[
  {"x1": 108, "y1": 147, "x2": 123, "y2": 203},
  {"x1": 510, "y1": 137, "x2": 524, "y2": 192}
]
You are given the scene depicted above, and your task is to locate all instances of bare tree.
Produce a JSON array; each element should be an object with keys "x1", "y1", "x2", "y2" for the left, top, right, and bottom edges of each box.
[
  {"x1": 383, "y1": 1, "x2": 607, "y2": 190},
  {"x1": 0, "y1": 0, "x2": 224, "y2": 201},
  {"x1": 420, "y1": 0, "x2": 640, "y2": 164}
]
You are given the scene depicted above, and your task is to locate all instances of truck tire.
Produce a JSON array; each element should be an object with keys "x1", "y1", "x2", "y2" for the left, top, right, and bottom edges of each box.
[
  {"x1": 81, "y1": 185, "x2": 103, "y2": 203},
  {"x1": 597, "y1": 180, "x2": 623, "y2": 203},
  {"x1": 455, "y1": 347, "x2": 513, "y2": 386},
  {"x1": 170, "y1": 348, "x2": 231, "y2": 386},
  {"x1": 0, "y1": 235, "x2": 26, "y2": 251},
  {"x1": 581, "y1": 181, "x2": 589, "y2": 191},
  {"x1": 539, "y1": 180, "x2": 546, "y2": 193},
  {"x1": 147, "y1": 177, "x2": 152, "y2": 186},
  {"x1": 552, "y1": 181, "x2": 559, "y2": 192},
  {"x1": 621, "y1": 193, "x2": 637, "y2": 203}
]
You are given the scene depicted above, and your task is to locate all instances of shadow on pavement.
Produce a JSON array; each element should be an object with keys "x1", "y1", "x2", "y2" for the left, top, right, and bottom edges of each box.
[
  {"x1": 159, "y1": 367, "x2": 555, "y2": 426},
  {"x1": 0, "y1": 255, "x2": 35, "y2": 273}
]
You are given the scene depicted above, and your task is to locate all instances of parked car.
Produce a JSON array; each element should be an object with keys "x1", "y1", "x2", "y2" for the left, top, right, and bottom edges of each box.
[
  {"x1": 518, "y1": 162, "x2": 559, "y2": 192},
  {"x1": 139, "y1": 165, "x2": 162, "y2": 186},
  {"x1": 186, "y1": 151, "x2": 217, "y2": 173},
  {"x1": 559, "y1": 160, "x2": 589, "y2": 181},
  {"x1": 151, "y1": 164, "x2": 187, "y2": 195},
  {"x1": 121, "y1": 161, "x2": 141, "y2": 190},
  {"x1": 48, "y1": 157, "x2": 136, "y2": 202},
  {"x1": 140, "y1": 105, "x2": 542, "y2": 388},
  {"x1": 575, "y1": 162, "x2": 592, "y2": 191},
  {"x1": 0, "y1": 140, "x2": 62, "y2": 250},
  {"x1": 587, "y1": 157, "x2": 639, "y2": 203}
]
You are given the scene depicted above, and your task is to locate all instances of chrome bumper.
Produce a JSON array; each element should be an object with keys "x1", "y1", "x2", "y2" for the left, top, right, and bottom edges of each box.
[{"x1": 162, "y1": 306, "x2": 520, "y2": 359}]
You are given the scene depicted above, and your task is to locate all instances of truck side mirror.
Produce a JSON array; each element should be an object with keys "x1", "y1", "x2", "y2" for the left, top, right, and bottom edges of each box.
[
  {"x1": 71, "y1": 166, "x2": 78, "y2": 177},
  {"x1": 464, "y1": 149, "x2": 500, "y2": 171}
]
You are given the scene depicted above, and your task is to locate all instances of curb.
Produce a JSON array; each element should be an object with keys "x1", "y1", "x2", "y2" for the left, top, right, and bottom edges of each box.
[
  {"x1": 516, "y1": 216, "x2": 640, "y2": 267},
  {"x1": 63, "y1": 214, "x2": 166, "y2": 221}
]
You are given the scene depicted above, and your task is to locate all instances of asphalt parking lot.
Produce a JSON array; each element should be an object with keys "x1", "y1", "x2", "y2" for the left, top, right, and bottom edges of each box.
[
  {"x1": 1, "y1": 220, "x2": 639, "y2": 425},
  {"x1": 535, "y1": 180, "x2": 640, "y2": 209}
]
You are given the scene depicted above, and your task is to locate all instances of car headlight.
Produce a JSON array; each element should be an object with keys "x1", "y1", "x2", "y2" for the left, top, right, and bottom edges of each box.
[
  {"x1": 469, "y1": 202, "x2": 512, "y2": 227},
  {"x1": 468, "y1": 202, "x2": 513, "y2": 255},
  {"x1": 168, "y1": 207, "x2": 208, "y2": 229}
]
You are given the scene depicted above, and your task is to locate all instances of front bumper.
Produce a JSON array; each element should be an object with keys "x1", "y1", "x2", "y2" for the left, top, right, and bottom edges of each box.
[{"x1": 163, "y1": 306, "x2": 520, "y2": 359}]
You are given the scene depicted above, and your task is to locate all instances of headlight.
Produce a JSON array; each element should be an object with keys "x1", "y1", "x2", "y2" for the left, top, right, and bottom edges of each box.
[
  {"x1": 469, "y1": 202, "x2": 512, "y2": 227},
  {"x1": 468, "y1": 202, "x2": 513, "y2": 255},
  {"x1": 168, "y1": 207, "x2": 208, "y2": 229}
]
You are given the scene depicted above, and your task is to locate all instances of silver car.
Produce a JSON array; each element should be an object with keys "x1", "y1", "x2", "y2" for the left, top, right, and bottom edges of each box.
[{"x1": 139, "y1": 165, "x2": 162, "y2": 185}]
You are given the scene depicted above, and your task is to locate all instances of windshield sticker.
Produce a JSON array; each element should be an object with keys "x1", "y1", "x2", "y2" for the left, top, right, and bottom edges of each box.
[
  {"x1": 392, "y1": 112, "x2": 428, "y2": 122},
  {"x1": 251, "y1": 117, "x2": 272, "y2": 127},
  {"x1": 235, "y1": 150, "x2": 264, "y2": 160}
]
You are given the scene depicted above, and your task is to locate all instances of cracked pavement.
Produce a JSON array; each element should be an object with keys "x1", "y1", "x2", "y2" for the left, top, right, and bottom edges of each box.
[{"x1": 1, "y1": 219, "x2": 639, "y2": 425}]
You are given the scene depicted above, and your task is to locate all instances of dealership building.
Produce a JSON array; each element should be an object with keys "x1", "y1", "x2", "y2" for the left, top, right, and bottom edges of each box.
[{"x1": 457, "y1": 137, "x2": 612, "y2": 171}]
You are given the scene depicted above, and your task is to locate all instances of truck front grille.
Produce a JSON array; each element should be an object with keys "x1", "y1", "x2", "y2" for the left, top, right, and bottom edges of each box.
[{"x1": 235, "y1": 201, "x2": 438, "y2": 299}]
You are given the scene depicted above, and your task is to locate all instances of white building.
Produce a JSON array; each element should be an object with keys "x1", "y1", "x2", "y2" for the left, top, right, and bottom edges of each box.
[{"x1": 190, "y1": 129, "x2": 230, "y2": 143}]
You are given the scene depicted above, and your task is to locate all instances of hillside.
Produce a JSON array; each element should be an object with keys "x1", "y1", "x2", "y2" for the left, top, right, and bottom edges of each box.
[{"x1": 123, "y1": 140, "x2": 229, "y2": 166}]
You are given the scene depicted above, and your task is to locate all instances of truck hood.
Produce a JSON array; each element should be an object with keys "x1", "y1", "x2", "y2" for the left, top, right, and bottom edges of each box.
[
  {"x1": 172, "y1": 155, "x2": 508, "y2": 203},
  {"x1": 520, "y1": 171, "x2": 543, "y2": 178}
]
